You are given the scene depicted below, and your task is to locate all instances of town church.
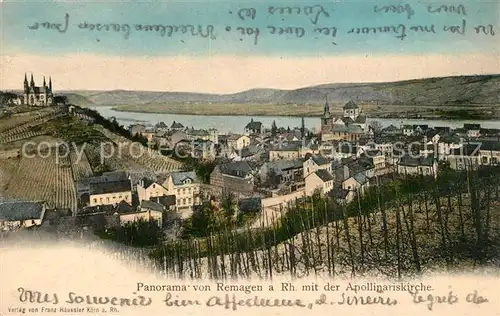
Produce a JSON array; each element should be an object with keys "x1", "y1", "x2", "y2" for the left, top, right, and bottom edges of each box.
[
  {"x1": 20, "y1": 73, "x2": 54, "y2": 106},
  {"x1": 321, "y1": 98, "x2": 368, "y2": 142}
]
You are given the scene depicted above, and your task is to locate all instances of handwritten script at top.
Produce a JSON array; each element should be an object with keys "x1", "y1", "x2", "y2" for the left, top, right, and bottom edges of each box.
[{"x1": 26, "y1": 3, "x2": 497, "y2": 46}]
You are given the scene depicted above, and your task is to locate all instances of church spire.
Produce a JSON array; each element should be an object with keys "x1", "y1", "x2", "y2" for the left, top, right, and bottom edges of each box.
[
  {"x1": 323, "y1": 94, "x2": 330, "y2": 118},
  {"x1": 24, "y1": 73, "x2": 29, "y2": 92},
  {"x1": 49, "y1": 77, "x2": 52, "y2": 91},
  {"x1": 30, "y1": 73, "x2": 35, "y2": 87},
  {"x1": 43, "y1": 76, "x2": 46, "y2": 87}
]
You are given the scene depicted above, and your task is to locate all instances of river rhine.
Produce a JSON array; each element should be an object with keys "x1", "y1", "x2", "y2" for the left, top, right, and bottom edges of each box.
[{"x1": 91, "y1": 106, "x2": 500, "y2": 134}]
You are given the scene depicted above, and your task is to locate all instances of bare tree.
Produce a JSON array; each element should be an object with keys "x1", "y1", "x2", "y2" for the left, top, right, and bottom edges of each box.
[{"x1": 369, "y1": 120, "x2": 384, "y2": 135}]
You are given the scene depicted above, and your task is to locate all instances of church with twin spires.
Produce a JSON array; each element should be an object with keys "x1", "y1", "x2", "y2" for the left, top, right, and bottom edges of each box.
[
  {"x1": 320, "y1": 98, "x2": 368, "y2": 142},
  {"x1": 21, "y1": 73, "x2": 54, "y2": 106}
]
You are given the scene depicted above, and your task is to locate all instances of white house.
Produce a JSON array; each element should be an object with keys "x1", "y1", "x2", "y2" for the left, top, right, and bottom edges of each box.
[
  {"x1": 303, "y1": 155, "x2": 331, "y2": 179},
  {"x1": 136, "y1": 178, "x2": 169, "y2": 203},
  {"x1": 0, "y1": 201, "x2": 46, "y2": 231},
  {"x1": 227, "y1": 134, "x2": 251, "y2": 150},
  {"x1": 305, "y1": 169, "x2": 334, "y2": 196},
  {"x1": 162, "y1": 171, "x2": 202, "y2": 218}
]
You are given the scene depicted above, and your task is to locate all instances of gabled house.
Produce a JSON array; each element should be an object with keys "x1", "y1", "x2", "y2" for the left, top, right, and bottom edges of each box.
[
  {"x1": 136, "y1": 178, "x2": 169, "y2": 203},
  {"x1": 305, "y1": 169, "x2": 334, "y2": 196},
  {"x1": 303, "y1": 155, "x2": 331, "y2": 178},
  {"x1": 259, "y1": 159, "x2": 304, "y2": 185},
  {"x1": 171, "y1": 121, "x2": 185, "y2": 130},
  {"x1": 162, "y1": 171, "x2": 202, "y2": 215},
  {"x1": 0, "y1": 201, "x2": 46, "y2": 231},
  {"x1": 245, "y1": 118, "x2": 263, "y2": 135},
  {"x1": 342, "y1": 172, "x2": 370, "y2": 196},
  {"x1": 227, "y1": 134, "x2": 251, "y2": 150},
  {"x1": 210, "y1": 161, "x2": 255, "y2": 193}
]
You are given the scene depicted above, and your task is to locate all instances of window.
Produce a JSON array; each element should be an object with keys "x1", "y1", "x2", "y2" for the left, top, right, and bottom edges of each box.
[
  {"x1": 93, "y1": 199, "x2": 97, "y2": 203},
  {"x1": 182, "y1": 198, "x2": 186, "y2": 205},
  {"x1": 106, "y1": 197, "x2": 110, "y2": 202},
  {"x1": 482, "y1": 157, "x2": 488, "y2": 164},
  {"x1": 188, "y1": 198, "x2": 192, "y2": 204},
  {"x1": 152, "y1": 184, "x2": 156, "y2": 188}
]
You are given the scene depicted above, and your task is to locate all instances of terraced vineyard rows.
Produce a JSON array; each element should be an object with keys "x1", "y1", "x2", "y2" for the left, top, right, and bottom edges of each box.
[
  {"x1": 69, "y1": 146, "x2": 94, "y2": 181},
  {"x1": 0, "y1": 111, "x2": 46, "y2": 133},
  {"x1": 0, "y1": 128, "x2": 48, "y2": 144},
  {"x1": 84, "y1": 143, "x2": 148, "y2": 172},
  {"x1": 5, "y1": 150, "x2": 78, "y2": 211},
  {"x1": 94, "y1": 125, "x2": 184, "y2": 173},
  {"x1": 0, "y1": 109, "x2": 65, "y2": 144}
]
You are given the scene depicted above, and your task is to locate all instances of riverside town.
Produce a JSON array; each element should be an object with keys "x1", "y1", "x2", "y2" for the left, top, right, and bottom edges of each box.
[{"x1": 1, "y1": 73, "x2": 499, "y2": 280}]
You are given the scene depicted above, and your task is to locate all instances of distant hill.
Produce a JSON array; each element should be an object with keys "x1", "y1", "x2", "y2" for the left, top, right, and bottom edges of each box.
[
  {"x1": 60, "y1": 93, "x2": 95, "y2": 107},
  {"x1": 25, "y1": 74, "x2": 500, "y2": 107}
]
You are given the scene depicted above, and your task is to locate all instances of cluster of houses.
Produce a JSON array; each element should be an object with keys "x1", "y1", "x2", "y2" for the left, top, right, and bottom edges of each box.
[{"x1": 2, "y1": 100, "x2": 500, "y2": 233}]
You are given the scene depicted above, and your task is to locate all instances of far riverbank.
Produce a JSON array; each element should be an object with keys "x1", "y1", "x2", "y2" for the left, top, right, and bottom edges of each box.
[
  {"x1": 109, "y1": 103, "x2": 500, "y2": 120},
  {"x1": 91, "y1": 106, "x2": 500, "y2": 134}
]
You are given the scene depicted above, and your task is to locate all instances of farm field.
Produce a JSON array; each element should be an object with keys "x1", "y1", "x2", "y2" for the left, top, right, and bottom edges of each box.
[{"x1": 4, "y1": 149, "x2": 78, "y2": 211}]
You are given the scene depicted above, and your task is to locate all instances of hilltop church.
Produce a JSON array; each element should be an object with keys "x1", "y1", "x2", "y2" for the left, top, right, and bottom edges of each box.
[
  {"x1": 321, "y1": 98, "x2": 368, "y2": 142},
  {"x1": 19, "y1": 73, "x2": 54, "y2": 106}
]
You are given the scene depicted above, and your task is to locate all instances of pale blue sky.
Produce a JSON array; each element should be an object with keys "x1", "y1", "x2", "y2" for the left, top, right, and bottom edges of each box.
[{"x1": 2, "y1": 0, "x2": 499, "y2": 57}]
